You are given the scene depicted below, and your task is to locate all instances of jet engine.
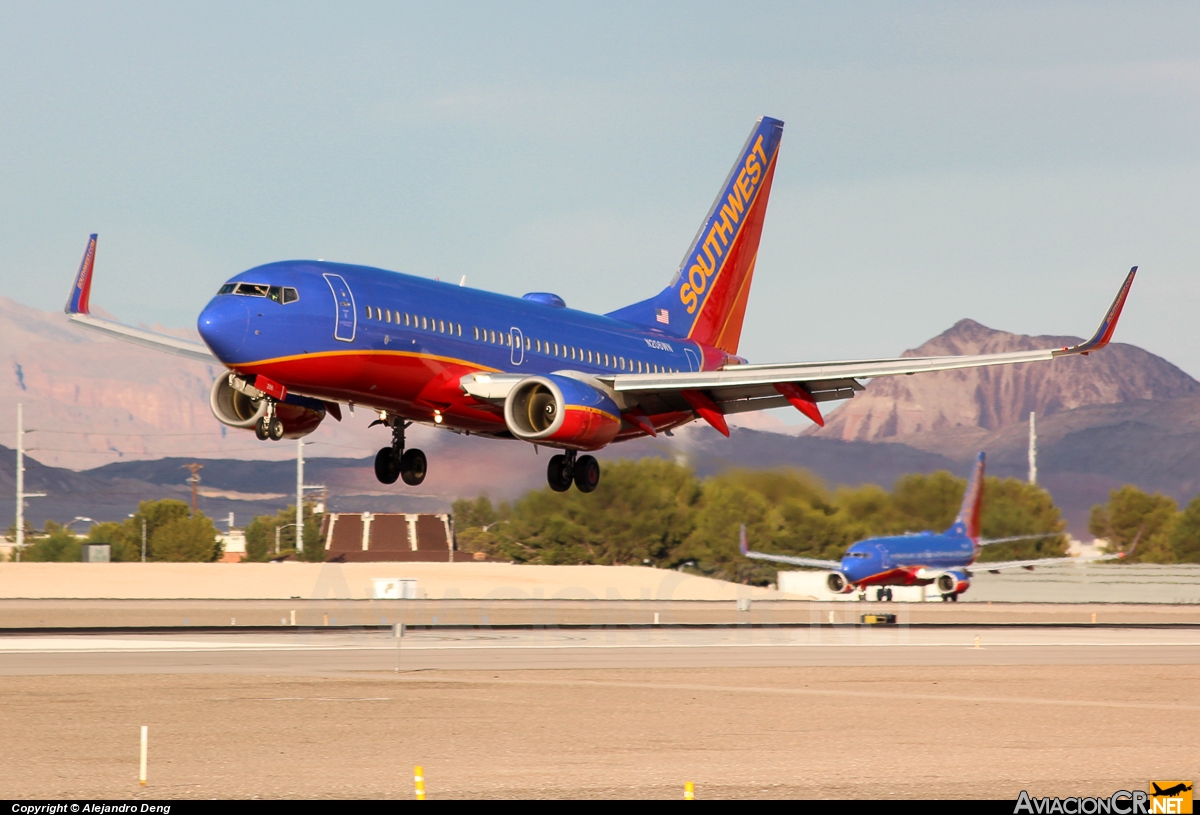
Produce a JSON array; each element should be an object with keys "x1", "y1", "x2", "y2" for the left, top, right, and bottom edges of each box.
[
  {"x1": 825, "y1": 572, "x2": 854, "y2": 593},
  {"x1": 503, "y1": 374, "x2": 621, "y2": 450},
  {"x1": 934, "y1": 570, "x2": 970, "y2": 597},
  {"x1": 209, "y1": 375, "x2": 326, "y2": 439}
]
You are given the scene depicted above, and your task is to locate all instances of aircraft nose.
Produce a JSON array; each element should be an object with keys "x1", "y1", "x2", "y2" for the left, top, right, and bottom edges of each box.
[{"x1": 197, "y1": 294, "x2": 249, "y2": 362}]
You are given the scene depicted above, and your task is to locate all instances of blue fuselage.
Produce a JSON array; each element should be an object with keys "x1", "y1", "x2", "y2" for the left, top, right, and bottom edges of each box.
[
  {"x1": 196, "y1": 260, "x2": 736, "y2": 435},
  {"x1": 840, "y1": 532, "x2": 976, "y2": 586}
]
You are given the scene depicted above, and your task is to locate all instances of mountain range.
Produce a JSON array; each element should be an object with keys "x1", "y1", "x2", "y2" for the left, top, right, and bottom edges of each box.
[{"x1": 3, "y1": 297, "x2": 1198, "y2": 536}]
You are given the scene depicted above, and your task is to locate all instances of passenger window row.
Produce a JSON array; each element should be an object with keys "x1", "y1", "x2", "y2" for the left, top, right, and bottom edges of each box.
[
  {"x1": 470, "y1": 327, "x2": 678, "y2": 373},
  {"x1": 218, "y1": 283, "x2": 299, "y2": 304},
  {"x1": 364, "y1": 306, "x2": 463, "y2": 337}
]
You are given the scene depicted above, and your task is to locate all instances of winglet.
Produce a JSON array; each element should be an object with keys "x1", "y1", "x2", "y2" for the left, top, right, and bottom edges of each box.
[
  {"x1": 739, "y1": 524, "x2": 749, "y2": 556},
  {"x1": 1055, "y1": 267, "x2": 1137, "y2": 357},
  {"x1": 1118, "y1": 524, "x2": 1145, "y2": 560},
  {"x1": 64, "y1": 234, "x2": 98, "y2": 315}
]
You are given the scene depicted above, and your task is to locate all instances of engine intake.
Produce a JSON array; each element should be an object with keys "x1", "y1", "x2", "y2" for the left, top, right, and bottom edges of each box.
[
  {"x1": 504, "y1": 374, "x2": 621, "y2": 450},
  {"x1": 826, "y1": 572, "x2": 854, "y2": 594},
  {"x1": 935, "y1": 570, "x2": 970, "y2": 596},
  {"x1": 209, "y1": 376, "x2": 326, "y2": 439}
]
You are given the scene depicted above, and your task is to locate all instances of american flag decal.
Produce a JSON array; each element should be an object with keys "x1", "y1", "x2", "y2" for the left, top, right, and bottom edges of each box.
[{"x1": 656, "y1": 308, "x2": 670, "y2": 324}]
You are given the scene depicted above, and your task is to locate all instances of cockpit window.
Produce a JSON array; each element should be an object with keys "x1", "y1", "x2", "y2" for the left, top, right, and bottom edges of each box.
[
  {"x1": 219, "y1": 283, "x2": 299, "y2": 304},
  {"x1": 847, "y1": 551, "x2": 869, "y2": 558}
]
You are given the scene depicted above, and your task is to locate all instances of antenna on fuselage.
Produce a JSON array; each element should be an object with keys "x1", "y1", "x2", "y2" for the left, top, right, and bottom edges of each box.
[{"x1": 459, "y1": 275, "x2": 466, "y2": 287}]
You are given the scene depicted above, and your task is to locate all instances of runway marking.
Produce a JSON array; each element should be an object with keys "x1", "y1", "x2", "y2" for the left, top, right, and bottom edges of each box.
[{"x1": 3, "y1": 631, "x2": 1200, "y2": 655}]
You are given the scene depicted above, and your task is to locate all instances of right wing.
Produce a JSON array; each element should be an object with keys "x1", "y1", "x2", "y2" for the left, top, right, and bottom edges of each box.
[
  {"x1": 977, "y1": 527, "x2": 1142, "y2": 573},
  {"x1": 738, "y1": 525, "x2": 841, "y2": 570},
  {"x1": 64, "y1": 234, "x2": 218, "y2": 363},
  {"x1": 604, "y1": 267, "x2": 1137, "y2": 432}
]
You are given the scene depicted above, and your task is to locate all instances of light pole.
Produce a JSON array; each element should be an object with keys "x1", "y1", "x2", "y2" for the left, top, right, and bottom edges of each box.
[{"x1": 13, "y1": 404, "x2": 46, "y2": 562}]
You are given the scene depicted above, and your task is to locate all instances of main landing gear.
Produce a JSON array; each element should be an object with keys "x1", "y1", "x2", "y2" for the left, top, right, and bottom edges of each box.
[
  {"x1": 547, "y1": 451, "x2": 601, "y2": 493},
  {"x1": 254, "y1": 401, "x2": 285, "y2": 441},
  {"x1": 875, "y1": 587, "x2": 894, "y2": 602},
  {"x1": 373, "y1": 419, "x2": 426, "y2": 487}
]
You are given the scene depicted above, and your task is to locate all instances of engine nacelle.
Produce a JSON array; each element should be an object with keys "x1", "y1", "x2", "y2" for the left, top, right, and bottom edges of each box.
[
  {"x1": 934, "y1": 570, "x2": 971, "y2": 596},
  {"x1": 209, "y1": 376, "x2": 326, "y2": 439},
  {"x1": 826, "y1": 572, "x2": 854, "y2": 594},
  {"x1": 503, "y1": 374, "x2": 621, "y2": 451}
]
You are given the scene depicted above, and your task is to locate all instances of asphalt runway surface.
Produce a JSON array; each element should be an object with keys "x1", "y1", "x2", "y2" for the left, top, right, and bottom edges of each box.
[{"x1": 3, "y1": 624, "x2": 1200, "y2": 674}]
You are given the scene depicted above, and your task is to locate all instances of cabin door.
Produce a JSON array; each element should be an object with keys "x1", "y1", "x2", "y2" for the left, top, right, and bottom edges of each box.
[
  {"x1": 323, "y1": 273, "x2": 357, "y2": 343},
  {"x1": 510, "y1": 327, "x2": 525, "y2": 366}
]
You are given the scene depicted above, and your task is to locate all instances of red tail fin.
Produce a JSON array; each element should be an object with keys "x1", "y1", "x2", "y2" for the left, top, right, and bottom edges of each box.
[
  {"x1": 606, "y1": 117, "x2": 784, "y2": 354},
  {"x1": 953, "y1": 452, "x2": 986, "y2": 543}
]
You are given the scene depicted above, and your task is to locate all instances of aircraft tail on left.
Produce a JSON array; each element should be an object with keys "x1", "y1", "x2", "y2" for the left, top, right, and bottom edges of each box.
[
  {"x1": 949, "y1": 452, "x2": 986, "y2": 544},
  {"x1": 64, "y1": 233, "x2": 98, "y2": 315},
  {"x1": 61, "y1": 234, "x2": 217, "y2": 362}
]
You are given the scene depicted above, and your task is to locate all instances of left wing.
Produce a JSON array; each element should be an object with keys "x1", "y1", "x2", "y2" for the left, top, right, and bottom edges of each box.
[
  {"x1": 738, "y1": 525, "x2": 841, "y2": 570},
  {"x1": 64, "y1": 234, "x2": 218, "y2": 363},
  {"x1": 603, "y1": 268, "x2": 1137, "y2": 433}
]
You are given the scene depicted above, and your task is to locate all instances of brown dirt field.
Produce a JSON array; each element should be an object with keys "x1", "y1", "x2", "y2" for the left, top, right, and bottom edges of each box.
[{"x1": 0, "y1": 665, "x2": 1196, "y2": 799}]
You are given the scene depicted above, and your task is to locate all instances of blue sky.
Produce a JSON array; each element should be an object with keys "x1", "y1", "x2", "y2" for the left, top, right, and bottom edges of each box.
[{"x1": 2, "y1": 2, "x2": 1197, "y2": 377}]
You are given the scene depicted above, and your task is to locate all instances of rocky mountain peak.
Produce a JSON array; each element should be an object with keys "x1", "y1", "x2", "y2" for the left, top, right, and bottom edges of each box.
[{"x1": 811, "y1": 320, "x2": 1200, "y2": 442}]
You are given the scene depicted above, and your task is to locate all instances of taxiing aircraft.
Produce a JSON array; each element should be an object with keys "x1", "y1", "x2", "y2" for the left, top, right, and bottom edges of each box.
[
  {"x1": 740, "y1": 453, "x2": 1137, "y2": 601},
  {"x1": 63, "y1": 116, "x2": 1137, "y2": 494}
]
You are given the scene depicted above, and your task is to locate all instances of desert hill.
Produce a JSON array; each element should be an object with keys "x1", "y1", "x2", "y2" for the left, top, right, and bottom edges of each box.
[{"x1": 811, "y1": 319, "x2": 1200, "y2": 442}]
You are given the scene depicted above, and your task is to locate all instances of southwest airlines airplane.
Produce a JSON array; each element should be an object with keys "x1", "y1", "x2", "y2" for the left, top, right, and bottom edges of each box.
[
  {"x1": 63, "y1": 116, "x2": 1136, "y2": 494},
  {"x1": 741, "y1": 453, "x2": 1136, "y2": 601}
]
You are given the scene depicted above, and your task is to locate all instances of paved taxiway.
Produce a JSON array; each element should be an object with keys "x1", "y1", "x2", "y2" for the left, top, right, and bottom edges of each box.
[{"x1": 4, "y1": 625, "x2": 1199, "y2": 674}]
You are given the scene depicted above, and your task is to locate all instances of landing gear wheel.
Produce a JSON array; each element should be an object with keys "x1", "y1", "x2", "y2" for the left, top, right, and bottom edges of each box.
[
  {"x1": 574, "y1": 455, "x2": 600, "y2": 493},
  {"x1": 374, "y1": 447, "x2": 400, "y2": 485},
  {"x1": 876, "y1": 588, "x2": 888, "y2": 602},
  {"x1": 255, "y1": 417, "x2": 270, "y2": 441},
  {"x1": 547, "y1": 454, "x2": 573, "y2": 492},
  {"x1": 400, "y1": 448, "x2": 427, "y2": 486},
  {"x1": 267, "y1": 417, "x2": 285, "y2": 441}
]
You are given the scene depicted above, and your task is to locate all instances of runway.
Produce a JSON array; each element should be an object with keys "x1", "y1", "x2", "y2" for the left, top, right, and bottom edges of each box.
[{"x1": 4, "y1": 624, "x2": 1199, "y2": 674}]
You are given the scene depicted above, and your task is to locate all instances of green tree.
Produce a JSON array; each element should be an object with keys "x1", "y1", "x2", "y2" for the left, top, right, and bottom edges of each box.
[
  {"x1": 124, "y1": 500, "x2": 191, "y2": 560},
  {"x1": 1088, "y1": 485, "x2": 1178, "y2": 563},
  {"x1": 975, "y1": 477, "x2": 1067, "y2": 562},
  {"x1": 86, "y1": 522, "x2": 138, "y2": 562},
  {"x1": 481, "y1": 458, "x2": 700, "y2": 566},
  {"x1": 18, "y1": 521, "x2": 82, "y2": 562},
  {"x1": 150, "y1": 514, "x2": 222, "y2": 562},
  {"x1": 452, "y1": 496, "x2": 500, "y2": 531},
  {"x1": 891, "y1": 470, "x2": 966, "y2": 532},
  {"x1": 1169, "y1": 495, "x2": 1200, "y2": 563},
  {"x1": 242, "y1": 503, "x2": 324, "y2": 562}
]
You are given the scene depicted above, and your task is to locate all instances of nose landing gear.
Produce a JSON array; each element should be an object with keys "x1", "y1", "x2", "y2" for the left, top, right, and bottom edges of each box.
[
  {"x1": 372, "y1": 418, "x2": 426, "y2": 486},
  {"x1": 546, "y1": 452, "x2": 601, "y2": 493}
]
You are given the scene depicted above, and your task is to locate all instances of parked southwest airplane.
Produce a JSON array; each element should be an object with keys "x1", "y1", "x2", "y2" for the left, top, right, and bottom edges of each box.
[
  {"x1": 63, "y1": 116, "x2": 1137, "y2": 494},
  {"x1": 741, "y1": 453, "x2": 1137, "y2": 601}
]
